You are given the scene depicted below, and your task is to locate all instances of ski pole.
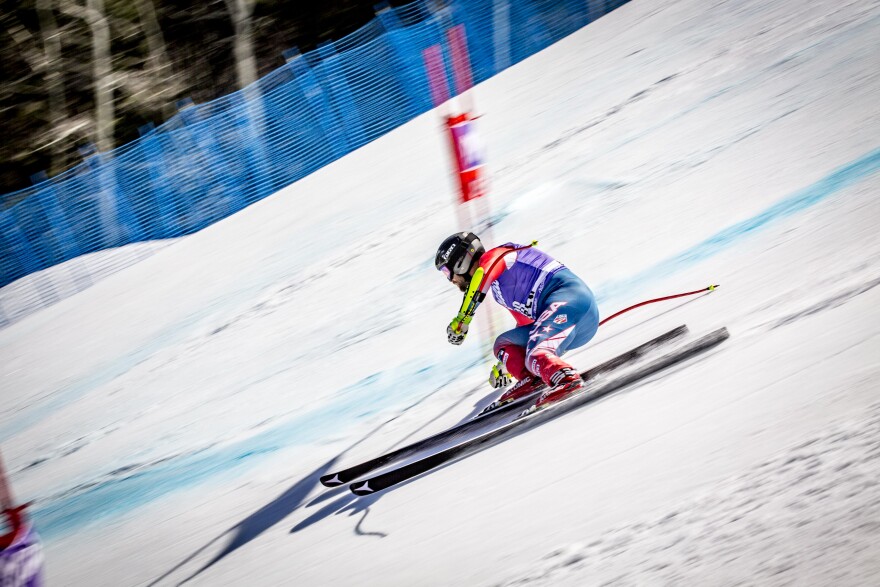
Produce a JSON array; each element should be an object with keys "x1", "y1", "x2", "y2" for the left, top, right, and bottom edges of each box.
[{"x1": 598, "y1": 284, "x2": 719, "y2": 327}]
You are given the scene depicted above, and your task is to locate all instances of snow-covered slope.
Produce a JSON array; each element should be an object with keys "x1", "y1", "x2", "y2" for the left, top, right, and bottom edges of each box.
[{"x1": 1, "y1": 0, "x2": 879, "y2": 584}]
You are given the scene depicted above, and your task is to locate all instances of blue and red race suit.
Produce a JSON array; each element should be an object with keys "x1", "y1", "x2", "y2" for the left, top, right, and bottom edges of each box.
[{"x1": 475, "y1": 243, "x2": 599, "y2": 385}]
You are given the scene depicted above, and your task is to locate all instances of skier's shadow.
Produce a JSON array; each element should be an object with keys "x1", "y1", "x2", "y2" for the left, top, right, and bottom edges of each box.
[
  {"x1": 148, "y1": 457, "x2": 343, "y2": 586},
  {"x1": 150, "y1": 428, "x2": 442, "y2": 584},
  {"x1": 291, "y1": 485, "x2": 386, "y2": 537},
  {"x1": 290, "y1": 390, "x2": 503, "y2": 537},
  {"x1": 291, "y1": 387, "x2": 527, "y2": 538}
]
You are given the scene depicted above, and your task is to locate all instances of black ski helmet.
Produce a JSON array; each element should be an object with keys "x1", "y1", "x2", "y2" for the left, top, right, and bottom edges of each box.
[{"x1": 435, "y1": 232, "x2": 484, "y2": 280}]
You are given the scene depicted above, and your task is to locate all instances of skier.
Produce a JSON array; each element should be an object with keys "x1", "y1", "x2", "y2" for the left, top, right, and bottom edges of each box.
[
  {"x1": 1, "y1": 448, "x2": 44, "y2": 587},
  {"x1": 435, "y1": 232, "x2": 600, "y2": 409}
]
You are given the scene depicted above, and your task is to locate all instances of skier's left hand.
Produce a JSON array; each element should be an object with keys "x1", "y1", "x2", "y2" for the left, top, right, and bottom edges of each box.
[
  {"x1": 488, "y1": 360, "x2": 512, "y2": 388},
  {"x1": 447, "y1": 316, "x2": 468, "y2": 345}
]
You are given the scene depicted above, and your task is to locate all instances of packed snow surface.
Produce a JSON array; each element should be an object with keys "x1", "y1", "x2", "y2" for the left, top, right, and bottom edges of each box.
[{"x1": 1, "y1": 0, "x2": 879, "y2": 585}]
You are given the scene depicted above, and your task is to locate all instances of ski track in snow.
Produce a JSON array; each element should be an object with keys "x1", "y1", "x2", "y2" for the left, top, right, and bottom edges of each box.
[{"x1": 494, "y1": 400, "x2": 880, "y2": 587}]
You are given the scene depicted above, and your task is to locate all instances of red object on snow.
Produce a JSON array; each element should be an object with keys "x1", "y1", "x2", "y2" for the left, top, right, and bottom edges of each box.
[
  {"x1": 0, "y1": 505, "x2": 26, "y2": 550},
  {"x1": 423, "y1": 29, "x2": 489, "y2": 205},
  {"x1": 445, "y1": 112, "x2": 487, "y2": 203},
  {"x1": 0, "y1": 449, "x2": 26, "y2": 550}
]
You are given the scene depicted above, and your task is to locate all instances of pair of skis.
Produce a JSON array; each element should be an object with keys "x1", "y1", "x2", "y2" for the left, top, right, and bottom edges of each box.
[{"x1": 320, "y1": 325, "x2": 729, "y2": 495}]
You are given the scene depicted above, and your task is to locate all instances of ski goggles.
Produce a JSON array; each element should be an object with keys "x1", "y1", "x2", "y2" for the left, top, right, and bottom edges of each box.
[{"x1": 438, "y1": 242, "x2": 478, "y2": 281}]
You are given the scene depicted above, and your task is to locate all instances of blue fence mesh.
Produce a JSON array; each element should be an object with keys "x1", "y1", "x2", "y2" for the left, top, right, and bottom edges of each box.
[{"x1": 0, "y1": 0, "x2": 630, "y2": 325}]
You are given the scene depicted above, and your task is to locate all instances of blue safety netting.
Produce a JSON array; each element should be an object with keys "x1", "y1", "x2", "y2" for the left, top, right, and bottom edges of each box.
[{"x1": 0, "y1": 0, "x2": 630, "y2": 324}]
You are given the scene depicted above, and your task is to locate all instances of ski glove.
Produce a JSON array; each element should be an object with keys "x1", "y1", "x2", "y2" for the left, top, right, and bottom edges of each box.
[
  {"x1": 447, "y1": 314, "x2": 470, "y2": 345},
  {"x1": 489, "y1": 360, "x2": 512, "y2": 388}
]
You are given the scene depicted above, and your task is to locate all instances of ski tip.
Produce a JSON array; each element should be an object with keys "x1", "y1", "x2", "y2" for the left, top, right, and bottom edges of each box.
[
  {"x1": 708, "y1": 284, "x2": 720, "y2": 291},
  {"x1": 350, "y1": 481, "x2": 375, "y2": 496},
  {"x1": 474, "y1": 400, "x2": 505, "y2": 419},
  {"x1": 474, "y1": 405, "x2": 493, "y2": 419},
  {"x1": 516, "y1": 406, "x2": 537, "y2": 419},
  {"x1": 320, "y1": 474, "x2": 344, "y2": 487}
]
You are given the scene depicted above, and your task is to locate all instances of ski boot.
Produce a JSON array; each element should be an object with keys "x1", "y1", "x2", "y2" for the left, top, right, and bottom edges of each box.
[
  {"x1": 531, "y1": 367, "x2": 584, "y2": 411},
  {"x1": 476, "y1": 374, "x2": 543, "y2": 418}
]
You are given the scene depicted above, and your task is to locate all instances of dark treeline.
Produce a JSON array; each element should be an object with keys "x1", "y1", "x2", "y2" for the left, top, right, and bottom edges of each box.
[{"x1": 0, "y1": 0, "x2": 412, "y2": 201}]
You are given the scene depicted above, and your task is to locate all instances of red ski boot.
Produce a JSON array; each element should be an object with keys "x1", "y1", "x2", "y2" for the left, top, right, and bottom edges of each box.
[
  {"x1": 498, "y1": 374, "x2": 543, "y2": 403},
  {"x1": 476, "y1": 375, "x2": 543, "y2": 418},
  {"x1": 532, "y1": 367, "x2": 584, "y2": 411}
]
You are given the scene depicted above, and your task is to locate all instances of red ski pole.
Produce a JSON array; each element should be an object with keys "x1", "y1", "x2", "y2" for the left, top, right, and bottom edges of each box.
[{"x1": 599, "y1": 284, "x2": 719, "y2": 327}]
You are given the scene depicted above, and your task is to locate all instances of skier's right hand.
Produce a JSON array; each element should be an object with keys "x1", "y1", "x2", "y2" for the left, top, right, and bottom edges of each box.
[
  {"x1": 447, "y1": 315, "x2": 468, "y2": 345},
  {"x1": 488, "y1": 360, "x2": 512, "y2": 388}
]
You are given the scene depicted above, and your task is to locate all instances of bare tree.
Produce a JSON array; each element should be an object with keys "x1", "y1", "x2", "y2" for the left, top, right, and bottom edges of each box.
[
  {"x1": 133, "y1": 0, "x2": 177, "y2": 115},
  {"x1": 223, "y1": 0, "x2": 268, "y2": 189},
  {"x1": 134, "y1": 0, "x2": 166, "y2": 73},
  {"x1": 35, "y1": 0, "x2": 71, "y2": 174},
  {"x1": 1, "y1": 7, "x2": 78, "y2": 177},
  {"x1": 60, "y1": 0, "x2": 114, "y2": 153},
  {"x1": 224, "y1": 0, "x2": 258, "y2": 90}
]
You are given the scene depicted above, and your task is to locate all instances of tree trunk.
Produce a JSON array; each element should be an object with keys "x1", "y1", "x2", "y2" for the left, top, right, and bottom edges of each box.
[
  {"x1": 225, "y1": 0, "x2": 258, "y2": 90},
  {"x1": 134, "y1": 0, "x2": 167, "y2": 73},
  {"x1": 133, "y1": 0, "x2": 176, "y2": 115},
  {"x1": 86, "y1": 0, "x2": 114, "y2": 153},
  {"x1": 59, "y1": 0, "x2": 118, "y2": 240},
  {"x1": 224, "y1": 0, "x2": 269, "y2": 197},
  {"x1": 35, "y1": 0, "x2": 70, "y2": 175}
]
